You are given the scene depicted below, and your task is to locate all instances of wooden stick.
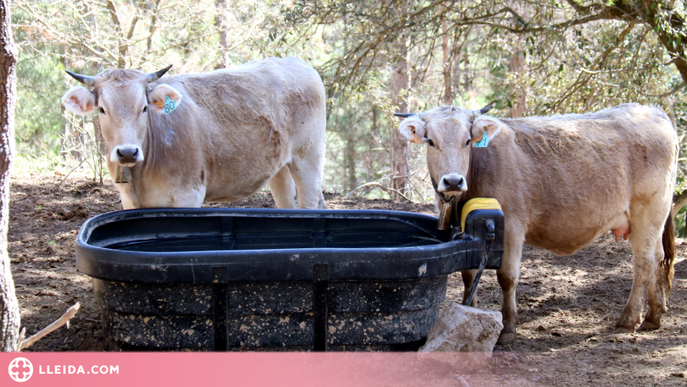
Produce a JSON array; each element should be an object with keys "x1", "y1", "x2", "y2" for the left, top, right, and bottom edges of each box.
[{"x1": 19, "y1": 302, "x2": 80, "y2": 351}]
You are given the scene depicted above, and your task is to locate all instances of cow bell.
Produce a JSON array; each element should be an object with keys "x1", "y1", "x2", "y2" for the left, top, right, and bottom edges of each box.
[
  {"x1": 437, "y1": 200, "x2": 453, "y2": 231},
  {"x1": 115, "y1": 165, "x2": 132, "y2": 184}
]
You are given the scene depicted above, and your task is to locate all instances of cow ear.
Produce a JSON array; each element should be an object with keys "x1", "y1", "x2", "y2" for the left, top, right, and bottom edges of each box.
[
  {"x1": 471, "y1": 116, "x2": 502, "y2": 143},
  {"x1": 149, "y1": 84, "x2": 183, "y2": 113},
  {"x1": 61, "y1": 86, "x2": 96, "y2": 115},
  {"x1": 398, "y1": 116, "x2": 426, "y2": 144}
]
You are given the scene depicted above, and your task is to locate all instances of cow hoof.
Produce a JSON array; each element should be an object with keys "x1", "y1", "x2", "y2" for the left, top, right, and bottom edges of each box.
[
  {"x1": 614, "y1": 325, "x2": 635, "y2": 334},
  {"x1": 639, "y1": 320, "x2": 660, "y2": 331},
  {"x1": 497, "y1": 332, "x2": 516, "y2": 345}
]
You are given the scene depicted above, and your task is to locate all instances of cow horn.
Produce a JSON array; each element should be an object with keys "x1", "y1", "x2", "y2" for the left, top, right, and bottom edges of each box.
[
  {"x1": 146, "y1": 65, "x2": 173, "y2": 83},
  {"x1": 65, "y1": 70, "x2": 95, "y2": 86},
  {"x1": 478, "y1": 104, "x2": 494, "y2": 115},
  {"x1": 394, "y1": 113, "x2": 418, "y2": 118}
]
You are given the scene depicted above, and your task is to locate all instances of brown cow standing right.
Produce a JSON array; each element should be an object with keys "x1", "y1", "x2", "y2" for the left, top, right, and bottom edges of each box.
[{"x1": 397, "y1": 103, "x2": 678, "y2": 344}]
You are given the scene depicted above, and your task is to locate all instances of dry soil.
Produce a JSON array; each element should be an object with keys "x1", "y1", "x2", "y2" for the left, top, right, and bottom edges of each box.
[{"x1": 8, "y1": 172, "x2": 687, "y2": 386}]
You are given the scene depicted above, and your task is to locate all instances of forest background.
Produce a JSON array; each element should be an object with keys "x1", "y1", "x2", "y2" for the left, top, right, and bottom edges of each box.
[{"x1": 10, "y1": 0, "x2": 687, "y2": 230}]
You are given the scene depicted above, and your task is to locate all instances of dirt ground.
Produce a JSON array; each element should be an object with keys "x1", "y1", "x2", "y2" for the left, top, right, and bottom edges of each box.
[{"x1": 7, "y1": 172, "x2": 687, "y2": 386}]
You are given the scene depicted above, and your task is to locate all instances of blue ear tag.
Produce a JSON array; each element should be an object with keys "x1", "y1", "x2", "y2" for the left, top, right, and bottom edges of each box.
[
  {"x1": 164, "y1": 96, "x2": 177, "y2": 114},
  {"x1": 474, "y1": 130, "x2": 489, "y2": 148}
]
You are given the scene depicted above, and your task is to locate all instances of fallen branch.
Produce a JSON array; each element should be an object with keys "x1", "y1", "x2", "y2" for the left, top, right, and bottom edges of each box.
[
  {"x1": 19, "y1": 302, "x2": 80, "y2": 351},
  {"x1": 57, "y1": 158, "x2": 87, "y2": 188},
  {"x1": 347, "y1": 182, "x2": 413, "y2": 203}
]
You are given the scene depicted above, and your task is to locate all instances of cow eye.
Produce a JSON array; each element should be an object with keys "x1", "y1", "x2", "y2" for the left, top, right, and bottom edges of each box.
[
  {"x1": 98, "y1": 107, "x2": 106, "y2": 115},
  {"x1": 427, "y1": 139, "x2": 435, "y2": 148},
  {"x1": 464, "y1": 139, "x2": 471, "y2": 148}
]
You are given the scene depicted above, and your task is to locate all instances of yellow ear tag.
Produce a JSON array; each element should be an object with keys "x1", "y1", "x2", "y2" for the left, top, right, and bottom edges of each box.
[
  {"x1": 474, "y1": 130, "x2": 489, "y2": 148},
  {"x1": 164, "y1": 96, "x2": 177, "y2": 114}
]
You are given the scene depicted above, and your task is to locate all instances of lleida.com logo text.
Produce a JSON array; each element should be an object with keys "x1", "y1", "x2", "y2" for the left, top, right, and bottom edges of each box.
[{"x1": 8, "y1": 357, "x2": 119, "y2": 382}]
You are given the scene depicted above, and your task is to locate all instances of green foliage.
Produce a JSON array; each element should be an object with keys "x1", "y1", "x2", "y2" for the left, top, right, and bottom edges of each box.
[{"x1": 15, "y1": 54, "x2": 65, "y2": 157}]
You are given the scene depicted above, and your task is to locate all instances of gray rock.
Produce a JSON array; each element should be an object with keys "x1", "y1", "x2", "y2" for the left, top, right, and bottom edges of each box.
[{"x1": 419, "y1": 303, "x2": 503, "y2": 367}]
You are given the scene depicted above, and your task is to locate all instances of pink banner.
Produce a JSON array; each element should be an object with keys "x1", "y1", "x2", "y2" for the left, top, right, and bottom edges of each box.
[{"x1": 1, "y1": 352, "x2": 525, "y2": 386}]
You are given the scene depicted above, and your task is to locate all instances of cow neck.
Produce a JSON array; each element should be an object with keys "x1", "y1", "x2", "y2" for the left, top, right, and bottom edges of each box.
[
  {"x1": 141, "y1": 107, "x2": 163, "y2": 171},
  {"x1": 464, "y1": 146, "x2": 479, "y2": 200}
]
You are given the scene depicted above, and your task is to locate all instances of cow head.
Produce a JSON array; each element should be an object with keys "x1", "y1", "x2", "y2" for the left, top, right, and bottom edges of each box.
[
  {"x1": 60, "y1": 65, "x2": 181, "y2": 167},
  {"x1": 396, "y1": 105, "x2": 501, "y2": 200}
]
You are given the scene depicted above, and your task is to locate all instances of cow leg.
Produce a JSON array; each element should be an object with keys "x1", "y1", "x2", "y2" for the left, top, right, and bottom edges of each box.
[
  {"x1": 268, "y1": 165, "x2": 297, "y2": 209},
  {"x1": 289, "y1": 155, "x2": 326, "y2": 209},
  {"x1": 461, "y1": 270, "x2": 478, "y2": 306},
  {"x1": 639, "y1": 237, "x2": 667, "y2": 331},
  {"x1": 497, "y1": 222, "x2": 526, "y2": 345},
  {"x1": 616, "y1": 212, "x2": 665, "y2": 333}
]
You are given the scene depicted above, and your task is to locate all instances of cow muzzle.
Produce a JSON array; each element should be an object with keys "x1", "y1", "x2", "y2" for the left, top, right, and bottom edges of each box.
[
  {"x1": 111, "y1": 145, "x2": 144, "y2": 166},
  {"x1": 437, "y1": 173, "x2": 467, "y2": 194}
]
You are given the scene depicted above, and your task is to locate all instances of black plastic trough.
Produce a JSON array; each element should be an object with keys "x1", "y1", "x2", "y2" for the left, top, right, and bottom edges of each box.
[{"x1": 76, "y1": 208, "x2": 504, "y2": 351}]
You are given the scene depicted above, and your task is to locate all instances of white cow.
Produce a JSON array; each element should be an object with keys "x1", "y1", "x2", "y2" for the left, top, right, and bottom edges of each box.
[{"x1": 62, "y1": 57, "x2": 327, "y2": 209}]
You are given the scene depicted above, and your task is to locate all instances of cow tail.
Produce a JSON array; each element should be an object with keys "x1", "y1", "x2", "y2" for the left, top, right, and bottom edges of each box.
[{"x1": 662, "y1": 214, "x2": 676, "y2": 299}]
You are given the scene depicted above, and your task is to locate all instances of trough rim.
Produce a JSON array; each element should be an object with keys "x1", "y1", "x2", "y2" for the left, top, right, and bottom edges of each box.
[{"x1": 76, "y1": 208, "x2": 503, "y2": 284}]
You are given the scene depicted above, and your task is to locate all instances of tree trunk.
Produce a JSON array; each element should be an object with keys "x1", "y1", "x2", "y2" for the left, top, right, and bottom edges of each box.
[
  {"x1": 141, "y1": 0, "x2": 162, "y2": 67},
  {"x1": 441, "y1": 15, "x2": 452, "y2": 105},
  {"x1": 344, "y1": 125, "x2": 357, "y2": 193},
  {"x1": 390, "y1": 68, "x2": 409, "y2": 200},
  {"x1": 93, "y1": 115, "x2": 107, "y2": 186},
  {"x1": 509, "y1": 2, "x2": 527, "y2": 118},
  {"x1": 63, "y1": 117, "x2": 83, "y2": 162},
  {"x1": 0, "y1": 0, "x2": 19, "y2": 352},
  {"x1": 105, "y1": 0, "x2": 126, "y2": 68},
  {"x1": 215, "y1": 0, "x2": 228, "y2": 69},
  {"x1": 509, "y1": 49, "x2": 527, "y2": 118},
  {"x1": 390, "y1": 3, "x2": 410, "y2": 201}
]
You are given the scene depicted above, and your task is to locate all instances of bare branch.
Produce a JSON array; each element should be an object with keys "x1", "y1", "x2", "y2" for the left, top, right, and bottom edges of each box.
[
  {"x1": 347, "y1": 181, "x2": 413, "y2": 203},
  {"x1": 19, "y1": 303, "x2": 80, "y2": 350},
  {"x1": 140, "y1": 0, "x2": 162, "y2": 67},
  {"x1": 563, "y1": 0, "x2": 607, "y2": 15},
  {"x1": 550, "y1": 22, "x2": 636, "y2": 111},
  {"x1": 126, "y1": 0, "x2": 148, "y2": 42},
  {"x1": 635, "y1": 82, "x2": 687, "y2": 98}
]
